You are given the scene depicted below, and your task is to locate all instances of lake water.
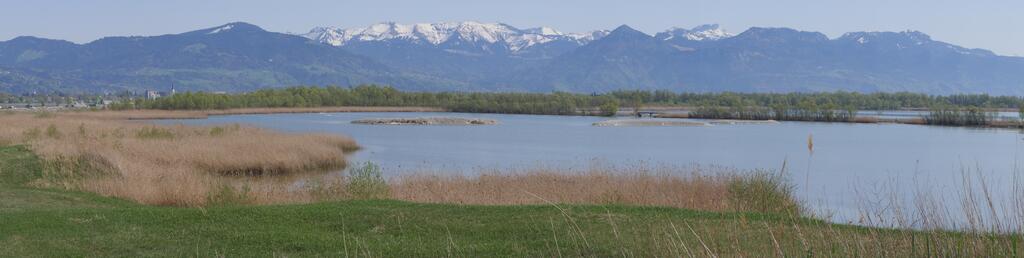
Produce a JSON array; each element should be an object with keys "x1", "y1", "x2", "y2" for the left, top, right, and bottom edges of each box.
[{"x1": 159, "y1": 112, "x2": 1024, "y2": 226}]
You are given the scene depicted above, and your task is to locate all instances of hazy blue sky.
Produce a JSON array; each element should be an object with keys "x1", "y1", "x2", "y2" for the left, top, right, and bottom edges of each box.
[{"x1": 2, "y1": 0, "x2": 1021, "y2": 56}]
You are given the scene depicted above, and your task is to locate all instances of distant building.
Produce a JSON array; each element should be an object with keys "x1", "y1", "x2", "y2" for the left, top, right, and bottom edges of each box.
[{"x1": 145, "y1": 90, "x2": 161, "y2": 100}]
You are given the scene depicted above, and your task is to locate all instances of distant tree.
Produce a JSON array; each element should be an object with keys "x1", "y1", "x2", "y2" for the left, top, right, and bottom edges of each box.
[{"x1": 599, "y1": 100, "x2": 619, "y2": 117}]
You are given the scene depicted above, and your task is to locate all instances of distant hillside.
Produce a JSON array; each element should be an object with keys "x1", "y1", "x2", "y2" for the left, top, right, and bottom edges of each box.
[
  {"x1": 2, "y1": 21, "x2": 1023, "y2": 94},
  {"x1": 0, "y1": 22, "x2": 461, "y2": 93},
  {"x1": 513, "y1": 26, "x2": 1024, "y2": 93}
]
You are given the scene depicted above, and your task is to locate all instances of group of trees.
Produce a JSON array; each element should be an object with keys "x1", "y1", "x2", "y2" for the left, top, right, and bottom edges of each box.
[
  {"x1": 925, "y1": 106, "x2": 998, "y2": 126},
  {"x1": 107, "y1": 85, "x2": 1024, "y2": 120},
  {"x1": 608, "y1": 90, "x2": 1024, "y2": 110},
  {"x1": 690, "y1": 101, "x2": 858, "y2": 122},
  {"x1": 112, "y1": 85, "x2": 622, "y2": 116}
]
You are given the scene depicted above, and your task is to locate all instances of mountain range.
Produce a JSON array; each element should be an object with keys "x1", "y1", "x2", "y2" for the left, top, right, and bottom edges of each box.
[{"x1": 1, "y1": 21, "x2": 1022, "y2": 95}]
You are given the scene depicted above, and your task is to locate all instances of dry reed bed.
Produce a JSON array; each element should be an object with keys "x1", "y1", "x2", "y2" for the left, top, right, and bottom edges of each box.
[
  {"x1": 390, "y1": 168, "x2": 734, "y2": 211},
  {"x1": 0, "y1": 110, "x2": 796, "y2": 212},
  {"x1": 223, "y1": 162, "x2": 796, "y2": 214},
  {"x1": 66, "y1": 106, "x2": 446, "y2": 120},
  {"x1": 0, "y1": 112, "x2": 358, "y2": 206}
]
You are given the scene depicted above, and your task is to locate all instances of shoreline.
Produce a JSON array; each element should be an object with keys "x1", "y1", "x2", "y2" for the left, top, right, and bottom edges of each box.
[{"x1": 15, "y1": 105, "x2": 1022, "y2": 129}]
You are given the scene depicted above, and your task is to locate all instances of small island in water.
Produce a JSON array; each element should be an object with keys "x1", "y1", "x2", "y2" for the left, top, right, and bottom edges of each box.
[{"x1": 352, "y1": 117, "x2": 498, "y2": 125}]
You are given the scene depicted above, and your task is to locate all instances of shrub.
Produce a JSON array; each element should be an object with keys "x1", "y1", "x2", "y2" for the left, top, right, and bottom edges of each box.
[
  {"x1": 33, "y1": 112, "x2": 54, "y2": 118},
  {"x1": 209, "y1": 127, "x2": 226, "y2": 136},
  {"x1": 599, "y1": 101, "x2": 619, "y2": 117},
  {"x1": 345, "y1": 162, "x2": 389, "y2": 199},
  {"x1": 45, "y1": 124, "x2": 61, "y2": 139},
  {"x1": 136, "y1": 126, "x2": 175, "y2": 139},
  {"x1": 728, "y1": 170, "x2": 801, "y2": 215}
]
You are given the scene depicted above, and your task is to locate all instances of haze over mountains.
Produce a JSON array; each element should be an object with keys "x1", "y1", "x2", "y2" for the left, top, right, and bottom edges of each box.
[{"x1": 1, "y1": 21, "x2": 1022, "y2": 95}]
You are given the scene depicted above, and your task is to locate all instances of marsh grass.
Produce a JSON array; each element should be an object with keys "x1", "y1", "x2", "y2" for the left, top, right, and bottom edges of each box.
[
  {"x1": 386, "y1": 164, "x2": 800, "y2": 213},
  {"x1": 0, "y1": 112, "x2": 359, "y2": 206},
  {"x1": 63, "y1": 106, "x2": 446, "y2": 120},
  {"x1": 689, "y1": 103, "x2": 857, "y2": 122},
  {"x1": 135, "y1": 126, "x2": 174, "y2": 139},
  {"x1": 0, "y1": 108, "x2": 802, "y2": 212},
  {"x1": 728, "y1": 171, "x2": 801, "y2": 215},
  {"x1": 2, "y1": 130, "x2": 1024, "y2": 255}
]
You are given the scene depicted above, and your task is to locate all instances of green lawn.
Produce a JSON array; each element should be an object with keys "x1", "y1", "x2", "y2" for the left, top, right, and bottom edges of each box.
[{"x1": 0, "y1": 145, "x2": 1017, "y2": 257}]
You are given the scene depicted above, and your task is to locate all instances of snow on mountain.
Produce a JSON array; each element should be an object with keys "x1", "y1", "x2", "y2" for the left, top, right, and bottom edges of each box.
[
  {"x1": 836, "y1": 31, "x2": 995, "y2": 56},
  {"x1": 207, "y1": 24, "x2": 234, "y2": 34},
  {"x1": 303, "y1": 22, "x2": 608, "y2": 52},
  {"x1": 522, "y1": 27, "x2": 563, "y2": 36},
  {"x1": 655, "y1": 24, "x2": 734, "y2": 41}
]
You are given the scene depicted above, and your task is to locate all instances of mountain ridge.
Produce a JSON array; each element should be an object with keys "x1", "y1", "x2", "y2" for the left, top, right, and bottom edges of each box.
[{"x1": 1, "y1": 21, "x2": 1023, "y2": 95}]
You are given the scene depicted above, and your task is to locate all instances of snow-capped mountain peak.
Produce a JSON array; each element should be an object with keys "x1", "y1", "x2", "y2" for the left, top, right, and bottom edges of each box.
[
  {"x1": 302, "y1": 22, "x2": 607, "y2": 52},
  {"x1": 523, "y1": 27, "x2": 564, "y2": 36},
  {"x1": 656, "y1": 24, "x2": 734, "y2": 41}
]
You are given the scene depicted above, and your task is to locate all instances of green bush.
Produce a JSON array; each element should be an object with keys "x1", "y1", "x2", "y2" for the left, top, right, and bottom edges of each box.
[
  {"x1": 32, "y1": 112, "x2": 55, "y2": 118},
  {"x1": 209, "y1": 127, "x2": 226, "y2": 136},
  {"x1": 136, "y1": 127, "x2": 175, "y2": 139},
  {"x1": 45, "y1": 125, "x2": 61, "y2": 139},
  {"x1": 599, "y1": 101, "x2": 619, "y2": 117},
  {"x1": 728, "y1": 170, "x2": 801, "y2": 215},
  {"x1": 345, "y1": 162, "x2": 390, "y2": 200}
]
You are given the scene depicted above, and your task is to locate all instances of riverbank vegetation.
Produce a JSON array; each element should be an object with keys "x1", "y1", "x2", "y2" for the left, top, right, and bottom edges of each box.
[
  {"x1": 688, "y1": 102, "x2": 858, "y2": 122},
  {"x1": 108, "y1": 85, "x2": 1024, "y2": 116},
  {"x1": 0, "y1": 111, "x2": 795, "y2": 209},
  {"x1": 3, "y1": 110, "x2": 1024, "y2": 255},
  {"x1": 3, "y1": 145, "x2": 1024, "y2": 256},
  {"x1": 110, "y1": 85, "x2": 622, "y2": 116},
  {"x1": 66, "y1": 106, "x2": 444, "y2": 120},
  {"x1": 0, "y1": 112, "x2": 359, "y2": 206},
  {"x1": 924, "y1": 105, "x2": 999, "y2": 126}
]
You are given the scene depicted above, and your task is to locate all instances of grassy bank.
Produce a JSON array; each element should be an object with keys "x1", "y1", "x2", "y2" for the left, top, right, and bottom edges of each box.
[{"x1": 2, "y1": 146, "x2": 1022, "y2": 256}]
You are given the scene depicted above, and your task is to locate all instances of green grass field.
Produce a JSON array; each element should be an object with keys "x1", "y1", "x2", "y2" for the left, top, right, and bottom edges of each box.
[{"x1": 1, "y1": 145, "x2": 1019, "y2": 257}]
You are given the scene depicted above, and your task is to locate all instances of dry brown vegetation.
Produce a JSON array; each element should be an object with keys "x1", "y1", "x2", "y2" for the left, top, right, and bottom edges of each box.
[
  {"x1": 392, "y1": 168, "x2": 733, "y2": 210},
  {"x1": 204, "y1": 162, "x2": 800, "y2": 214},
  {"x1": 0, "y1": 111, "x2": 359, "y2": 206},
  {"x1": 1, "y1": 110, "x2": 800, "y2": 213},
  {"x1": 65, "y1": 106, "x2": 445, "y2": 120}
]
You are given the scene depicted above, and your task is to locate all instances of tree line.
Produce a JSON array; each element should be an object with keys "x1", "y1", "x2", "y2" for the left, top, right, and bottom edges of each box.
[
  {"x1": 108, "y1": 85, "x2": 1024, "y2": 118},
  {"x1": 111, "y1": 85, "x2": 621, "y2": 116}
]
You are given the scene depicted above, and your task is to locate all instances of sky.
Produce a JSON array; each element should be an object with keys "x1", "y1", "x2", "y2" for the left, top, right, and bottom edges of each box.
[{"x1": 1, "y1": 0, "x2": 1021, "y2": 56}]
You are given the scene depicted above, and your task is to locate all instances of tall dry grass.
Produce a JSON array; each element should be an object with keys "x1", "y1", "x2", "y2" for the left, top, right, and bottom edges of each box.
[
  {"x1": 250, "y1": 162, "x2": 796, "y2": 214},
  {"x1": 389, "y1": 166, "x2": 786, "y2": 213},
  {"x1": 0, "y1": 111, "x2": 358, "y2": 206},
  {"x1": 0, "y1": 110, "x2": 801, "y2": 212},
  {"x1": 65, "y1": 106, "x2": 446, "y2": 120}
]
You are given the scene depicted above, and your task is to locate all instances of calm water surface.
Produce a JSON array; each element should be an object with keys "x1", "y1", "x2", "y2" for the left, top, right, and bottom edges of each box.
[{"x1": 159, "y1": 112, "x2": 1024, "y2": 224}]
